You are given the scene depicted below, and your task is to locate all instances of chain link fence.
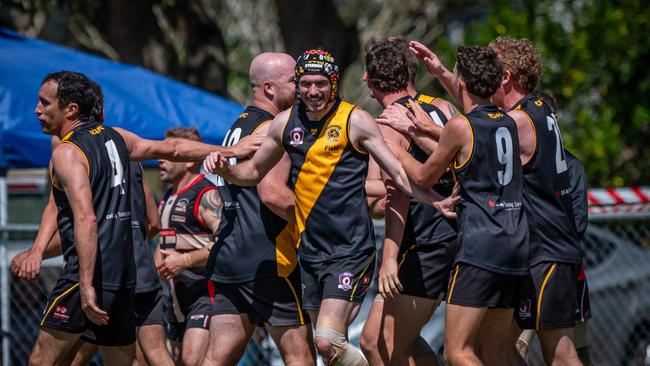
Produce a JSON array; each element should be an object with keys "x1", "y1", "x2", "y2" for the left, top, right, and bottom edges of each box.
[{"x1": 1, "y1": 214, "x2": 649, "y2": 365}]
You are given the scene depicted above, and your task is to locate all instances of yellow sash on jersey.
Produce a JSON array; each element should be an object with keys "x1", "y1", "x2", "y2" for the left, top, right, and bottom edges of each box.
[{"x1": 293, "y1": 101, "x2": 356, "y2": 247}]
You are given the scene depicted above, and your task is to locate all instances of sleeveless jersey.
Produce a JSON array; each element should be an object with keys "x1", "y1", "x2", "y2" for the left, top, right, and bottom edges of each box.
[
  {"x1": 283, "y1": 99, "x2": 374, "y2": 263},
  {"x1": 51, "y1": 122, "x2": 135, "y2": 290},
  {"x1": 452, "y1": 105, "x2": 529, "y2": 275},
  {"x1": 513, "y1": 94, "x2": 581, "y2": 264},
  {"x1": 211, "y1": 106, "x2": 299, "y2": 283},
  {"x1": 130, "y1": 162, "x2": 160, "y2": 293},
  {"x1": 394, "y1": 95, "x2": 457, "y2": 247}
]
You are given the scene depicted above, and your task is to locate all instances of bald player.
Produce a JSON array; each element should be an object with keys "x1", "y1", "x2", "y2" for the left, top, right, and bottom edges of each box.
[{"x1": 201, "y1": 53, "x2": 315, "y2": 366}]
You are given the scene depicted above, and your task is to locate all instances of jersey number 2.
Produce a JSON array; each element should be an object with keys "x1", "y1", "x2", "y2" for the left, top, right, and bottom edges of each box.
[{"x1": 546, "y1": 116, "x2": 568, "y2": 174}]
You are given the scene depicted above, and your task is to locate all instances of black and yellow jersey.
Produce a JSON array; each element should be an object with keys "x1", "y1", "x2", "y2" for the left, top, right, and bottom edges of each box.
[
  {"x1": 283, "y1": 99, "x2": 374, "y2": 263},
  {"x1": 210, "y1": 105, "x2": 299, "y2": 283},
  {"x1": 394, "y1": 95, "x2": 457, "y2": 247},
  {"x1": 51, "y1": 122, "x2": 135, "y2": 290},
  {"x1": 452, "y1": 105, "x2": 529, "y2": 275},
  {"x1": 513, "y1": 93, "x2": 580, "y2": 265}
]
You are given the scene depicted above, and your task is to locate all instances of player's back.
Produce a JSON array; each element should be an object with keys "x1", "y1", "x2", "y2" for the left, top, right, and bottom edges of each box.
[
  {"x1": 514, "y1": 94, "x2": 581, "y2": 265},
  {"x1": 52, "y1": 122, "x2": 135, "y2": 290},
  {"x1": 453, "y1": 105, "x2": 528, "y2": 275},
  {"x1": 211, "y1": 106, "x2": 298, "y2": 283}
]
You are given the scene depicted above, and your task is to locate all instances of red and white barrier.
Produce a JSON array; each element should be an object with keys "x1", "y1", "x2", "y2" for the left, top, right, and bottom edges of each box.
[{"x1": 588, "y1": 186, "x2": 650, "y2": 218}]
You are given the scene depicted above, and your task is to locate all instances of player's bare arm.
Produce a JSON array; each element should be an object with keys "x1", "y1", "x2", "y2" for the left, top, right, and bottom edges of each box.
[
  {"x1": 508, "y1": 109, "x2": 537, "y2": 165},
  {"x1": 158, "y1": 189, "x2": 221, "y2": 280},
  {"x1": 51, "y1": 144, "x2": 108, "y2": 326},
  {"x1": 349, "y1": 108, "x2": 455, "y2": 216},
  {"x1": 398, "y1": 115, "x2": 470, "y2": 189},
  {"x1": 203, "y1": 108, "x2": 290, "y2": 185},
  {"x1": 376, "y1": 124, "x2": 411, "y2": 299},
  {"x1": 252, "y1": 121, "x2": 296, "y2": 223},
  {"x1": 409, "y1": 41, "x2": 458, "y2": 101},
  {"x1": 366, "y1": 157, "x2": 387, "y2": 218},
  {"x1": 377, "y1": 103, "x2": 440, "y2": 153},
  {"x1": 115, "y1": 127, "x2": 263, "y2": 162},
  {"x1": 141, "y1": 168, "x2": 162, "y2": 239},
  {"x1": 14, "y1": 191, "x2": 57, "y2": 280}
]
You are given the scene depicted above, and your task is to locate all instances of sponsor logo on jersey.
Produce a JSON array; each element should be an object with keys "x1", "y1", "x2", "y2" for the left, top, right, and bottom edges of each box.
[
  {"x1": 324, "y1": 144, "x2": 340, "y2": 153},
  {"x1": 289, "y1": 128, "x2": 305, "y2": 146},
  {"x1": 171, "y1": 214, "x2": 186, "y2": 223},
  {"x1": 487, "y1": 112, "x2": 504, "y2": 119},
  {"x1": 54, "y1": 305, "x2": 70, "y2": 321},
  {"x1": 486, "y1": 199, "x2": 522, "y2": 210},
  {"x1": 518, "y1": 299, "x2": 532, "y2": 320},
  {"x1": 89, "y1": 125, "x2": 105, "y2": 135},
  {"x1": 338, "y1": 272, "x2": 354, "y2": 291},
  {"x1": 190, "y1": 314, "x2": 205, "y2": 321},
  {"x1": 310, "y1": 128, "x2": 319, "y2": 136}
]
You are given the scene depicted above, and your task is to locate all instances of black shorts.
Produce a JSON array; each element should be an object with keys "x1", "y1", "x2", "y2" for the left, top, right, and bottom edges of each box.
[
  {"x1": 134, "y1": 288, "x2": 164, "y2": 327},
  {"x1": 398, "y1": 240, "x2": 457, "y2": 300},
  {"x1": 575, "y1": 264, "x2": 591, "y2": 323},
  {"x1": 40, "y1": 278, "x2": 135, "y2": 347},
  {"x1": 515, "y1": 261, "x2": 580, "y2": 330},
  {"x1": 301, "y1": 248, "x2": 376, "y2": 310},
  {"x1": 446, "y1": 263, "x2": 525, "y2": 309},
  {"x1": 167, "y1": 276, "x2": 212, "y2": 342},
  {"x1": 209, "y1": 270, "x2": 309, "y2": 327}
]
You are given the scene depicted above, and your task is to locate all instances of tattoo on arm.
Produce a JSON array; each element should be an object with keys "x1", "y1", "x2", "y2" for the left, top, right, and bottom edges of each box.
[{"x1": 200, "y1": 190, "x2": 223, "y2": 222}]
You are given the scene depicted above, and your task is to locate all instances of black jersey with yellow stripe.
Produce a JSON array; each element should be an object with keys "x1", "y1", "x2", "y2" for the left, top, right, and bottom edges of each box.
[
  {"x1": 283, "y1": 99, "x2": 374, "y2": 263},
  {"x1": 51, "y1": 122, "x2": 135, "y2": 290},
  {"x1": 513, "y1": 93, "x2": 580, "y2": 265},
  {"x1": 452, "y1": 105, "x2": 529, "y2": 275},
  {"x1": 394, "y1": 96, "x2": 457, "y2": 247},
  {"x1": 210, "y1": 105, "x2": 299, "y2": 283}
]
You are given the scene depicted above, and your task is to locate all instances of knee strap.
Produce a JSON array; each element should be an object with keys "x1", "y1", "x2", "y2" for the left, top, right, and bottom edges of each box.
[{"x1": 315, "y1": 327, "x2": 368, "y2": 366}]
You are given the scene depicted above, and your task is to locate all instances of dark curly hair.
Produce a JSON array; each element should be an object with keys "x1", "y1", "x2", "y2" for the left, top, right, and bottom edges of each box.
[
  {"x1": 386, "y1": 37, "x2": 418, "y2": 84},
  {"x1": 455, "y1": 45, "x2": 503, "y2": 99},
  {"x1": 489, "y1": 37, "x2": 542, "y2": 93},
  {"x1": 165, "y1": 127, "x2": 203, "y2": 142},
  {"x1": 42, "y1": 71, "x2": 104, "y2": 123},
  {"x1": 365, "y1": 39, "x2": 410, "y2": 94}
]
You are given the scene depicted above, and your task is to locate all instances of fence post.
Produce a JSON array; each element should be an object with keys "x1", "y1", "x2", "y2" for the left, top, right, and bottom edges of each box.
[{"x1": 0, "y1": 244, "x2": 9, "y2": 366}]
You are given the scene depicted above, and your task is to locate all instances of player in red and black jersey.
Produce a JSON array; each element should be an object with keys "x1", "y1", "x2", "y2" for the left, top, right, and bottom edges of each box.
[
  {"x1": 202, "y1": 53, "x2": 315, "y2": 366},
  {"x1": 157, "y1": 127, "x2": 222, "y2": 366}
]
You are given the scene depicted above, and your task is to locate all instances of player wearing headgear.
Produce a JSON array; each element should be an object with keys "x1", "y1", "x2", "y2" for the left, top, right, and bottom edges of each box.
[
  {"x1": 203, "y1": 49, "x2": 456, "y2": 366},
  {"x1": 201, "y1": 52, "x2": 315, "y2": 366},
  {"x1": 359, "y1": 37, "x2": 458, "y2": 366}
]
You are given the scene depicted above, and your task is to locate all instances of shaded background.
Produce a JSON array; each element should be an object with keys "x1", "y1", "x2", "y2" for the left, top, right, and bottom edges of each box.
[{"x1": 1, "y1": 0, "x2": 648, "y2": 188}]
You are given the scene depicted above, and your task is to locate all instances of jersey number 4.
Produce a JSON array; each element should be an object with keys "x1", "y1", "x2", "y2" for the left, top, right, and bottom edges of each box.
[{"x1": 105, "y1": 140, "x2": 125, "y2": 194}]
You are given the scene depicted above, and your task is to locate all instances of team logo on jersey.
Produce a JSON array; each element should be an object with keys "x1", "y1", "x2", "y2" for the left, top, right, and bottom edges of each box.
[
  {"x1": 326, "y1": 126, "x2": 341, "y2": 142},
  {"x1": 174, "y1": 198, "x2": 189, "y2": 213},
  {"x1": 338, "y1": 272, "x2": 354, "y2": 291},
  {"x1": 289, "y1": 127, "x2": 305, "y2": 146},
  {"x1": 518, "y1": 299, "x2": 532, "y2": 320}
]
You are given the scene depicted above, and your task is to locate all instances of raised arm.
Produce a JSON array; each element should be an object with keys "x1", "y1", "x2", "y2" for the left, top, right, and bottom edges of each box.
[
  {"x1": 410, "y1": 41, "x2": 458, "y2": 102},
  {"x1": 51, "y1": 144, "x2": 108, "y2": 325},
  {"x1": 115, "y1": 127, "x2": 264, "y2": 162},
  {"x1": 253, "y1": 121, "x2": 296, "y2": 223},
  {"x1": 203, "y1": 109, "x2": 290, "y2": 186}
]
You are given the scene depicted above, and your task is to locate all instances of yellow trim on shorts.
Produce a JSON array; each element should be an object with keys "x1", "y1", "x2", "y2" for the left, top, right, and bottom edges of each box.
[
  {"x1": 283, "y1": 277, "x2": 305, "y2": 325},
  {"x1": 536, "y1": 263, "x2": 557, "y2": 330},
  {"x1": 40, "y1": 282, "x2": 80, "y2": 326},
  {"x1": 447, "y1": 264, "x2": 461, "y2": 303},
  {"x1": 349, "y1": 252, "x2": 376, "y2": 301},
  {"x1": 398, "y1": 245, "x2": 416, "y2": 269}
]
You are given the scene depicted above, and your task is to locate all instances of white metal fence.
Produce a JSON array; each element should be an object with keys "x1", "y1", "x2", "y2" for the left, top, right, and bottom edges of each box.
[{"x1": 1, "y1": 213, "x2": 649, "y2": 365}]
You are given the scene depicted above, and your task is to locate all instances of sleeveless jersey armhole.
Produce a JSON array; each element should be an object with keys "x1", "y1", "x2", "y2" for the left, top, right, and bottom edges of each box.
[
  {"x1": 520, "y1": 110, "x2": 538, "y2": 168},
  {"x1": 453, "y1": 116, "x2": 474, "y2": 170},
  {"x1": 345, "y1": 106, "x2": 367, "y2": 155}
]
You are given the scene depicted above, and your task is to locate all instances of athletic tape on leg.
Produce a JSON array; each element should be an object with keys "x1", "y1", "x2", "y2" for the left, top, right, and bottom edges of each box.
[{"x1": 315, "y1": 327, "x2": 368, "y2": 366}]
